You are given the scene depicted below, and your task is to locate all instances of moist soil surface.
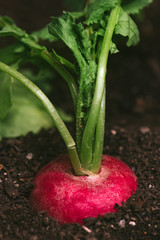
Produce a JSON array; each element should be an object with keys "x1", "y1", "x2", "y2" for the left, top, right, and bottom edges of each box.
[{"x1": 0, "y1": 0, "x2": 160, "y2": 239}]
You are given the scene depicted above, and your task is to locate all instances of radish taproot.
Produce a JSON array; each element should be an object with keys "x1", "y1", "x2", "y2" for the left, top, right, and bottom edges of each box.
[
  {"x1": 30, "y1": 154, "x2": 137, "y2": 224},
  {"x1": 0, "y1": 0, "x2": 152, "y2": 226}
]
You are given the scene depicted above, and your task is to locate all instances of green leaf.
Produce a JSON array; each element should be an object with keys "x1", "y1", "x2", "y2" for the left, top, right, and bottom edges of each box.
[
  {"x1": 49, "y1": 12, "x2": 96, "y2": 66},
  {"x1": 70, "y1": 10, "x2": 86, "y2": 20},
  {"x1": 0, "y1": 91, "x2": 53, "y2": 139},
  {"x1": 51, "y1": 50, "x2": 76, "y2": 73},
  {"x1": 115, "y1": 7, "x2": 140, "y2": 47},
  {"x1": 0, "y1": 43, "x2": 26, "y2": 65},
  {"x1": 122, "y1": 0, "x2": 153, "y2": 14},
  {"x1": 48, "y1": 12, "x2": 96, "y2": 91},
  {"x1": 31, "y1": 26, "x2": 57, "y2": 43},
  {"x1": 57, "y1": 109, "x2": 73, "y2": 122},
  {"x1": 110, "y1": 41, "x2": 119, "y2": 54},
  {"x1": 19, "y1": 68, "x2": 54, "y2": 95},
  {"x1": 0, "y1": 72, "x2": 12, "y2": 120},
  {"x1": 0, "y1": 80, "x2": 72, "y2": 139},
  {"x1": 85, "y1": 0, "x2": 119, "y2": 25},
  {"x1": 0, "y1": 16, "x2": 43, "y2": 53},
  {"x1": 48, "y1": 12, "x2": 97, "y2": 150},
  {"x1": 0, "y1": 16, "x2": 26, "y2": 38},
  {"x1": 48, "y1": 12, "x2": 85, "y2": 67},
  {"x1": 0, "y1": 51, "x2": 23, "y2": 121},
  {"x1": 20, "y1": 36, "x2": 44, "y2": 52}
]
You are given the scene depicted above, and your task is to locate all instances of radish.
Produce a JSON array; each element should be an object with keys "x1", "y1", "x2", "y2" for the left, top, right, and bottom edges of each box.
[
  {"x1": 30, "y1": 154, "x2": 137, "y2": 224},
  {"x1": 0, "y1": 0, "x2": 152, "y2": 225}
]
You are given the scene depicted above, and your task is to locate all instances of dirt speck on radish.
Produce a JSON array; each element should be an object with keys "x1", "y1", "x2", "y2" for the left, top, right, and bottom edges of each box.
[{"x1": 30, "y1": 154, "x2": 138, "y2": 224}]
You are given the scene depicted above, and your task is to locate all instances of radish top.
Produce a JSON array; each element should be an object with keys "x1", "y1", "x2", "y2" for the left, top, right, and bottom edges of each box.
[{"x1": 0, "y1": 0, "x2": 153, "y2": 175}]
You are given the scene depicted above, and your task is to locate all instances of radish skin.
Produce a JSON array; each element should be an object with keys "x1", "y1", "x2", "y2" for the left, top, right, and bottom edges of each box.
[{"x1": 30, "y1": 154, "x2": 138, "y2": 224}]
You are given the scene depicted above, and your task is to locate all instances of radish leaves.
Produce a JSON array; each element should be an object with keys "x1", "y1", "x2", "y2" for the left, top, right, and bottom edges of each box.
[
  {"x1": 0, "y1": 0, "x2": 153, "y2": 174},
  {"x1": 48, "y1": 0, "x2": 146, "y2": 169}
]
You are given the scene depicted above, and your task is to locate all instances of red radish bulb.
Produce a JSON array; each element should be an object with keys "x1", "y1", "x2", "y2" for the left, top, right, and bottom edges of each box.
[{"x1": 30, "y1": 154, "x2": 138, "y2": 224}]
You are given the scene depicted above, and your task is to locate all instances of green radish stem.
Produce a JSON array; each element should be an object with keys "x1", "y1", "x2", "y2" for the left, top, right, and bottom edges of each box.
[
  {"x1": 0, "y1": 61, "x2": 84, "y2": 175},
  {"x1": 21, "y1": 37, "x2": 78, "y2": 107},
  {"x1": 80, "y1": 4, "x2": 120, "y2": 172},
  {"x1": 40, "y1": 49, "x2": 78, "y2": 107},
  {"x1": 91, "y1": 86, "x2": 106, "y2": 173}
]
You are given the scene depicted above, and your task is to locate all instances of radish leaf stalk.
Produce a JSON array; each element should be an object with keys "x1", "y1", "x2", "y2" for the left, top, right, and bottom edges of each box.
[
  {"x1": 0, "y1": 61, "x2": 84, "y2": 175},
  {"x1": 80, "y1": 3, "x2": 120, "y2": 171}
]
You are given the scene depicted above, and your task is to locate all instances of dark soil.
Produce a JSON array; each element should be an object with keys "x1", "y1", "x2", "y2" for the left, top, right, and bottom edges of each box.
[
  {"x1": 0, "y1": 124, "x2": 160, "y2": 240},
  {"x1": 0, "y1": 0, "x2": 160, "y2": 239}
]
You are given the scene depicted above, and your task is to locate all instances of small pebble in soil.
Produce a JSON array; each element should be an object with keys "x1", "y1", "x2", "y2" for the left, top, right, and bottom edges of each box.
[
  {"x1": 110, "y1": 224, "x2": 116, "y2": 229},
  {"x1": 139, "y1": 126, "x2": 150, "y2": 134},
  {"x1": 111, "y1": 129, "x2": 117, "y2": 135},
  {"x1": 26, "y1": 153, "x2": 33, "y2": 160},
  {"x1": 129, "y1": 221, "x2": 136, "y2": 226},
  {"x1": 118, "y1": 219, "x2": 126, "y2": 228},
  {"x1": 82, "y1": 225, "x2": 92, "y2": 233}
]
